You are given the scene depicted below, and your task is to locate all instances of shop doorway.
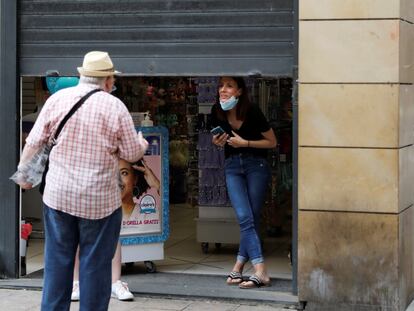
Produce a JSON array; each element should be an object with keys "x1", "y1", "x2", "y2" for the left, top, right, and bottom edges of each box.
[{"x1": 20, "y1": 75, "x2": 294, "y2": 287}]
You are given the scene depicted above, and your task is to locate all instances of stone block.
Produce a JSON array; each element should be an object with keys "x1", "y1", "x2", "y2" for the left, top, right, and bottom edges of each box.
[
  {"x1": 298, "y1": 146, "x2": 414, "y2": 213},
  {"x1": 298, "y1": 84, "x2": 414, "y2": 148},
  {"x1": 300, "y1": 0, "x2": 414, "y2": 22},
  {"x1": 399, "y1": 206, "x2": 414, "y2": 311},
  {"x1": 401, "y1": 1, "x2": 414, "y2": 23},
  {"x1": 299, "y1": 20, "x2": 414, "y2": 83},
  {"x1": 399, "y1": 146, "x2": 414, "y2": 215},
  {"x1": 400, "y1": 21, "x2": 414, "y2": 83},
  {"x1": 299, "y1": 210, "x2": 399, "y2": 309},
  {"x1": 400, "y1": 84, "x2": 414, "y2": 147}
]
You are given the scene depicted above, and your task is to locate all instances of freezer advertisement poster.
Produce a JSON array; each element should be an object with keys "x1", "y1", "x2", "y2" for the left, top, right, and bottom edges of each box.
[{"x1": 119, "y1": 126, "x2": 169, "y2": 245}]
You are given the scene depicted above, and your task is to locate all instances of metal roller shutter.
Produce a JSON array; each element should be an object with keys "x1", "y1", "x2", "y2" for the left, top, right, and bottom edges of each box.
[{"x1": 19, "y1": 0, "x2": 294, "y2": 76}]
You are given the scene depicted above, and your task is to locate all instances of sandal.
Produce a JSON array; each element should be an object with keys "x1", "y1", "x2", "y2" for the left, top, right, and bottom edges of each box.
[
  {"x1": 226, "y1": 271, "x2": 243, "y2": 285},
  {"x1": 239, "y1": 274, "x2": 271, "y2": 289}
]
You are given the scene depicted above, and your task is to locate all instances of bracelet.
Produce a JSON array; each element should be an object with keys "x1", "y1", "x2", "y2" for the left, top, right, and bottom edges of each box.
[{"x1": 247, "y1": 140, "x2": 250, "y2": 148}]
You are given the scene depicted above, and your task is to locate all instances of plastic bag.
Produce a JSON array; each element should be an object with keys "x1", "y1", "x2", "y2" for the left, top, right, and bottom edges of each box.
[{"x1": 10, "y1": 144, "x2": 51, "y2": 187}]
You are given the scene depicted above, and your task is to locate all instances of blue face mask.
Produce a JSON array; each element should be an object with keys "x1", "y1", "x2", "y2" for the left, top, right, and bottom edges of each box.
[{"x1": 220, "y1": 96, "x2": 239, "y2": 111}]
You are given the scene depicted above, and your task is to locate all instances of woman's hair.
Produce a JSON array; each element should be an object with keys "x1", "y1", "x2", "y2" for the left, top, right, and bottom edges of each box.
[
  {"x1": 214, "y1": 76, "x2": 251, "y2": 122},
  {"x1": 132, "y1": 159, "x2": 150, "y2": 199},
  {"x1": 79, "y1": 76, "x2": 107, "y2": 88}
]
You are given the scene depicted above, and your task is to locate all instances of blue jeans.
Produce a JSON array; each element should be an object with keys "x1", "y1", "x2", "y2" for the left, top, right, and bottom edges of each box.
[
  {"x1": 41, "y1": 204, "x2": 122, "y2": 311},
  {"x1": 225, "y1": 155, "x2": 271, "y2": 265}
]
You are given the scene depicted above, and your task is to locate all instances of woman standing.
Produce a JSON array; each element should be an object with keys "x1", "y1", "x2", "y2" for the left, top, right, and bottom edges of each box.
[{"x1": 211, "y1": 77, "x2": 276, "y2": 289}]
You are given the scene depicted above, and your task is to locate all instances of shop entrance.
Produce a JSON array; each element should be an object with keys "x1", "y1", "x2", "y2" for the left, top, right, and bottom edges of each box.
[{"x1": 20, "y1": 75, "x2": 294, "y2": 294}]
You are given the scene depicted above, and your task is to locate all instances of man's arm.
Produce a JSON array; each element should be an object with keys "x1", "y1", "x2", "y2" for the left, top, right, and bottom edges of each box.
[
  {"x1": 15, "y1": 144, "x2": 44, "y2": 189},
  {"x1": 118, "y1": 109, "x2": 148, "y2": 162},
  {"x1": 18, "y1": 144, "x2": 42, "y2": 168}
]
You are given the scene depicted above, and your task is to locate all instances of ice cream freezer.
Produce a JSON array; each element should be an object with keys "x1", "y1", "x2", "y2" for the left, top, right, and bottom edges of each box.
[{"x1": 120, "y1": 126, "x2": 169, "y2": 273}]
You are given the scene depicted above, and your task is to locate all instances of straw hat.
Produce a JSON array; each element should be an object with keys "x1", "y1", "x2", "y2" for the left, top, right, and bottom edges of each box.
[{"x1": 77, "y1": 51, "x2": 121, "y2": 77}]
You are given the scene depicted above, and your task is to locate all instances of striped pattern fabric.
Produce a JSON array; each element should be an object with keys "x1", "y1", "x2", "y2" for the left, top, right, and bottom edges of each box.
[{"x1": 26, "y1": 82, "x2": 147, "y2": 219}]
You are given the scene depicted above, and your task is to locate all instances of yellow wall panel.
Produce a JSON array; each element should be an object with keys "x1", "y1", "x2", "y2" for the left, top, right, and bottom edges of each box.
[
  {"x1": 399, "y1": 146, "x2": 414, "y2": 214},
  {"x1": 299, "y1": 147, "x2": 414, "y2": 213},
  {"x1": 299, "y1": 211, "x2": 399, "y2": 307},
  {"x1": 300, "y1": 0, "x2": 400, "y2": 20},
  {"x1": 299, "y1": 84, "x2": 399, "y2": 147},
  {"x1": 299, "y1": 20, "x2": 400, "y2": 83},
  {"x1": 399, "y1": 22, "x2": 414, "y2": 83},
  {"x1": 401, "y1": 0, "x2": 414, "y2": 23},
  {"x1": 399, "y1": 84, "x2": 414, "y2": 147},
  {"x1": 399, "y1": 207, "x2": 414, "y2": 311}
]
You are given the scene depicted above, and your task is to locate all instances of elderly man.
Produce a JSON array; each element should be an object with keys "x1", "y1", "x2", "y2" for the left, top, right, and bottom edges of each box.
[{"x1": 16, "y1": 51, "x2": 148, "y2": 311}]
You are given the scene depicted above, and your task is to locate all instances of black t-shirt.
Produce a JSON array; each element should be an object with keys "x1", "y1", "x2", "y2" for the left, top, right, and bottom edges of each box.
[{"x1": 211, "y1": 103, "x2": 271, "y2": 159}]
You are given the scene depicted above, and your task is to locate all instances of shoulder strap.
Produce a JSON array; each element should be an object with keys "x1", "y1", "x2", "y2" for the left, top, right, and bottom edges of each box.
[{"x1": 53, "y1": 89, "x2": 101, "y2": 142}]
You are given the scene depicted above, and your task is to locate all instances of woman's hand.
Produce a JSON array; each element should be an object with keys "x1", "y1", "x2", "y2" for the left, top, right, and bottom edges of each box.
[
  {"x1": 133, "y1": 160, "x2": 161, "y2": 193},
  {"x1": 212, "y1": 133, "x2": 229, "y2": 147},
  {"x1": 227, "y1": 131, "x2": 248, "y2": 148}
]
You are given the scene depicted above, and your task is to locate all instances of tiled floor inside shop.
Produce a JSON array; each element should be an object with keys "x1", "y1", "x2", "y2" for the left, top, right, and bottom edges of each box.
[{"x1": 25, "y1": 204, "x2": 292, "y2": 280}]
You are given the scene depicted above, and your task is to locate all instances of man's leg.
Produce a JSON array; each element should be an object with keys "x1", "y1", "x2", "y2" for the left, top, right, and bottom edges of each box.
[
  {"x1": 78, "y1": 208, "x2": 122, "y2": 311},
  {"x1": 41, "y1": 204, "x2": 79, "y2": 311}
]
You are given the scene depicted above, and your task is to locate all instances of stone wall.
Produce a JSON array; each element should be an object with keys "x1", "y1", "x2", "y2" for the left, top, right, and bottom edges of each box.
[{"x1": 298, "y1": 1, "x2": 414, "y2": 310}]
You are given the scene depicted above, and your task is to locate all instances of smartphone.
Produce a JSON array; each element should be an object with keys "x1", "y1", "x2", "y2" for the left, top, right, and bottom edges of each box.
[{"x1": 210, "y1": 126, "x2": 225, "y2": 136}]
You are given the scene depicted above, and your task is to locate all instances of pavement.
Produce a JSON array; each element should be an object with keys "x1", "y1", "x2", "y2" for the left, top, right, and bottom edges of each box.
[
  {"x1": 1, "y1": 267, "x2": 299, "y2": 310},
  {"x1": 5, "y1": 270, "x2": 297, "y2": 305},
  {"x1": 0, "y1": 288, "x2": 299, "y2": 311}
]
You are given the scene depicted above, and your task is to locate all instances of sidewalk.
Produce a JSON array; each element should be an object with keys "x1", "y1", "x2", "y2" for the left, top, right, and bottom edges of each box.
[
  {"x1": 0, "y1": 288, "x2": 298, "y2": 311},
  {"x1": 8, "y1": 271, "x2": 297, "y2": 305}
]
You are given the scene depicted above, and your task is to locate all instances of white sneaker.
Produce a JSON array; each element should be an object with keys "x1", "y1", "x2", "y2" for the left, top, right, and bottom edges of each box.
[
  {"x1": 111, "y1": 280, "x2": 134, "y2": 301},
  {"x1": 71, "y1": 280, "x2": 80, "y2": 301}
]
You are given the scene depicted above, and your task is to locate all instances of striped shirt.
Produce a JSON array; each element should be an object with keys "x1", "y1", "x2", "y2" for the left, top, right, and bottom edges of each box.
[{"x1": 25, "y1": 82, "x2": 147, "y2": 219}]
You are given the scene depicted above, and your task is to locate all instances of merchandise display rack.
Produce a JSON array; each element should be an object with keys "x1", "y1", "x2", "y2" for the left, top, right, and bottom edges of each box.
[{"x1": 194, "y1": 78, "x2": 239, "y2": 253}]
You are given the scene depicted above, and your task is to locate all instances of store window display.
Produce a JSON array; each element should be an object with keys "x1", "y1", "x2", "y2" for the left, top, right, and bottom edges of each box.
[
  {"x1": 113, "y1": 77, "x2": 196, "y2": 203},
  {"x1": 261, "y1": 79, "x2": 293, "y2": 239}
]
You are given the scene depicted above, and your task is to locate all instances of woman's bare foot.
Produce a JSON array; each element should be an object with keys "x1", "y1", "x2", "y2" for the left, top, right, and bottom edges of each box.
[
  {"x1": 239, "y1": 263, "x2": 270, "y2": 288},
  {"x1": 226, "y1": 271, "x2": 243, "y2": 285},
  {"x1": 226, "y1": 261, "x2": 245, "y2": 285},
  {"x1": 239, "y1": 274, "x2": 271, "y2": 289}
]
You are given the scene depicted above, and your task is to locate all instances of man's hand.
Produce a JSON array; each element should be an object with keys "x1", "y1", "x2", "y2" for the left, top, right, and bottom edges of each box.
[
  {"x1": 18, "y1": 182, "x2": 33, "y2": 190},
  {"x1": 137, "y1": 131, "x2": 149, "y2": 152}
]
